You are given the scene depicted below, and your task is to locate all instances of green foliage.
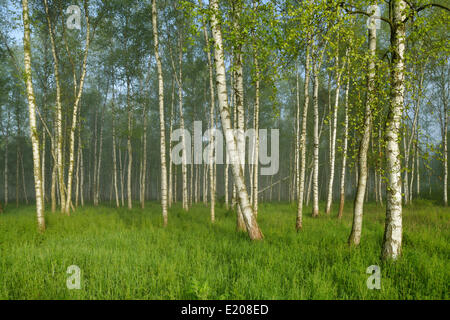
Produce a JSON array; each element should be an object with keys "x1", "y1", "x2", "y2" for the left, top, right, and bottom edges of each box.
[{"x1": 0, "y1": 202, "x2": 448, "y2": 299}]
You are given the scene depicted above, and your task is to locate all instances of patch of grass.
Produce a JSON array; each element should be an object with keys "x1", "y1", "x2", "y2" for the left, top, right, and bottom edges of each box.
[{"x1": 0, "y1": 201, "x2": 448, "y2": 299}]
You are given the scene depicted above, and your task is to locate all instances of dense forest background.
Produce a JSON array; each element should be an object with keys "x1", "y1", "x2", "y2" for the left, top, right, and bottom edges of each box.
[{"x1": 0, "y1": 0, "x2": 448, "y2": 259}]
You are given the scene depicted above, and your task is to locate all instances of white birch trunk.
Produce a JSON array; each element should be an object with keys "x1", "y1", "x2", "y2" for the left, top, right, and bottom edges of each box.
[
  {"x1": 44, "y1": 0, "x2": 65, "y2": 213},
  {"x1": 296, "y1": 42, "x2": 311, "y2": 230},
  {"x1": 152, "y1": 0, "x2": 168, "y2": 225},
  {"x1": 127, "y1": 79, "x2": 133, "y2": 210},
  {"x1": 312, "y1": 61, "x2": 320, "y2": 217},
  {"x1": 338, "y1": 70, "x2": 350, "y2": 219},
  {"x1": 22, "y1": 0, "x2": 45, "y2": 231},
  {"x1": 382, "y1": 0, "x2": 406, "y2": 260},
  {"x1": 325, "y1": 52, "x2": 344, "y2": 215},
  {"x1": 210, "y1": 0, "x2": 263, "y2": 240},
  {"x1": 349, "y1": 9, "x2": 377, "y2": 246}
]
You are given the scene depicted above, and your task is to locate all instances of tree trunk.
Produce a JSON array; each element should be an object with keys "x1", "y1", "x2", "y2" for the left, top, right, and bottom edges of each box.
[
  {"x1": 382, "y1": 0, "x2": 406, "y2": 260},
  {"x1": 44, "y1": 0, "x2": 65, "y2": 213},
  {"x1": 210, "y1": 0, "x2": 263, "y2": 240},
  {"x1": 168, "y1": 80, "x2": 175, "y2": 208},
  {"x1": 141, "y1": 98, "x2": 147, "y2": 209},
  {"x1": 443, "y1": 93, "x2": 448, "y2": 206},
  {"x1": 199, "y1": 1, "x2": 217, "y2": 221},
  {"x1": 349, "y1": 9, "x2": 377, "y2": 246},
  {"x1": 126, "y1": 78, "x2": 133, "y2": 210},
  {"x1": 326, "y1": 51, "x2": 345, "y2": 215},
  {"x1": 22, "y1": 0, "x2": 45, "y2": 232},
  {"x1": 112, "y1": 87, "x2": 120, "y2": 208},
  {"x1": 312, "y1": 61, "x2": 320, "y2": 217},
  {"x1": 64, "y1": 7, "x2": 90, "y2": 214},
  {"x1": 3, "y1": 111, "x2": 9, "y2": 207},
  {"x1": 296, "y1": 42, "x2": 311, "y2": 230},
  {"x1": 152, "y1": 0, "x2": 168, "y2": 226},
  {"x1": 252, "y1": 56, "x2": 260, "y2": 217},
  {"x1": 338, "y1": 70, "x2": 350, "y2": 219}
]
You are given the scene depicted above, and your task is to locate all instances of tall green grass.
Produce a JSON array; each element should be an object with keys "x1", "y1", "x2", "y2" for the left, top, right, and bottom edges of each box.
[{"x1": 0, "y1": 201, "x2": 448, "y2": 299}]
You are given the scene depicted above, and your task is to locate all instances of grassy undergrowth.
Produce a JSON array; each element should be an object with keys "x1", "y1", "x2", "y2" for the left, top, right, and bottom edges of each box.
[{"x1": 0, "y1": 200, "x2": 448, "y2": 299}]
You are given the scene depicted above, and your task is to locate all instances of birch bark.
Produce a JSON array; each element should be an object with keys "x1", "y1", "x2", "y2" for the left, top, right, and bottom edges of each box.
[
  {"x1": 210, "y1": 0, "x2": 263, "y2": 240},
  {"x1": 22, "y1": 0, "x2": 45, "y2": 232}
]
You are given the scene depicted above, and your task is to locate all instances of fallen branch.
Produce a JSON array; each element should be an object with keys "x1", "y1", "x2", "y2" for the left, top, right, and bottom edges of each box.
[{"x1": 258, "y1": 176, "x2": 290, "y2": 194}]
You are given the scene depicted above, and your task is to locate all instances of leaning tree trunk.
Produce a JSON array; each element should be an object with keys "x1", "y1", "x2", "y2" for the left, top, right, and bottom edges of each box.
[
  {"x1": 22, "y1": 0, "x2": 45, "y2": 232},
  {"x1": 152, "y1": 0, "x2": 168, "y2": 226},
  {"x1": 349, "y1": 9, "x2": 377, "y2": 246},
  {"x1": 382, "y1": 0, "x2": 406, "y2": 260},
  {"x1": 209, "y1": 0, "x2": 263, "y2": 240}
]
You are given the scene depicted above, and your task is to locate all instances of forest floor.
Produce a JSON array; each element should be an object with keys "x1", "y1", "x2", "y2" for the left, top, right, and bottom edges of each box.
[{"x1": 0, "y1": 200, "x2": 448, "y2": 299}]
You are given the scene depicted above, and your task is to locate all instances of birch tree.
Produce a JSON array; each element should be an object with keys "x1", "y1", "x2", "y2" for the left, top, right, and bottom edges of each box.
[
  {"x1": 22, "y1": 0, "x2": 45, "y2": 232},
  {"x1": 349, "y1": 4, "x2": 377, "y2": 246},
  {"x1": 209, "y1": 0, "x2": 263, "y2": 240},
  {"x1": 152, "y1": 0, "x2": 168, "y2": 226}
]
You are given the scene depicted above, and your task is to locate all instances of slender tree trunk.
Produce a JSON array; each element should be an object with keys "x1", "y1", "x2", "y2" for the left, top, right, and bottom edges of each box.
[
  {"x1": 349, "y1": 10, "x2": 377, "y2": 246},
  {"x1": 64, "y1": 7, "x2": 90, "y2": 214},
  {"x1": 326, "y1": 51, "x2": 345, "y2": 215},
  {"x1": 312, "y1": 61, "x2": 321, "y2": 217},
  {"x1": 80, "y1": 145, "x2": 84, "y2": 207},
  {"x1": 296, "y1": 42, "x2": 311, "y2": 230},
  {"x1": 252, "y1": 57, "x2": 260, "y2": 217},
  {"x1": 42, "y1": 131, "x2": 46, "y2": 205},
  {"x1": 199, "y1": 2, "x2": 217, "y2": 221},
  {"x1": 338, "y1": 71, "x2": 350, "y2": 219},
  {"x1": 126, "y1": 78, "x2": 133, "y2": 210},
  {"x1": 232, "y1": 3, "x2": 247, "y2": 231},
  {"x1": 168, "y1": 80, "x2": 175, "y2": 208},
  {"x1": 416, "y1": 137, "x2": 420, "y2": 197},
  {"x1": 112, "y1": 88, "x2": 120, "y2": 208},
  {"x1": 382, "y1": 0, "x2": 406, "y2": 260},
  {"x1": 141, "y1": 100, "x2": 147, "y2": 209},
  {"x1": 44, "y1": 0, "x2": 65, "y2": 213},
  {"x1": 51, "y1": 136, "x2": 56, "y2": 212},
  {"x1": 443, "y1": 94, "x2": 448, "y2": 206},
  {"x1": 178, "y1": 42, "x2": 189, "y2": 211},
  {"x1": 152, "y1": 0, "x2": 168, "y2": 226},
  {"x1": 210, "y1": 0, "x2": 263, "y2": 240},
  {"x1": 4, "y1": 112, "x2": 9, "y2": 207},
  {"x1": 119, "y1": 147, "x2": 124, "y2": 206},
  {"x1": 75, "y1": 126, "x2": 81, "y2": 208},
  {"x1": 96, "y1": 107, "x2": 104, "y2": 206},
  {"x1": 22, "y1": 0, "x2": 45, "y2": 231},
  {"x1": 93, "y1": 108, "x2": 98, "y2": 206}
]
